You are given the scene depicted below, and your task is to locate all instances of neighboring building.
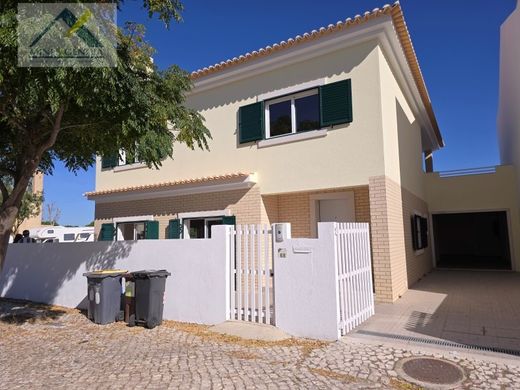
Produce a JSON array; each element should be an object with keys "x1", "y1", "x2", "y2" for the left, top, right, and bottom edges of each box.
[
  {"x1": 86, "y1": 2, "x2": 520, "y2": 303},
  {"x1": 17, "y1": 172, "x2": 44, "y2": 233},
  {"x1": 498, "y1": 0, "x2": 520, "y2": 192},
  {"x1": 87, "y1": 3, "x2": 441, "y2": 303}
]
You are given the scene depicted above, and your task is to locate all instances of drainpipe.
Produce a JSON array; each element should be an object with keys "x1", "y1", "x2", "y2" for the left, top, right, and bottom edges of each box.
[{"x1": 424, "y1": 150, "x2": 434, "y2": 173}]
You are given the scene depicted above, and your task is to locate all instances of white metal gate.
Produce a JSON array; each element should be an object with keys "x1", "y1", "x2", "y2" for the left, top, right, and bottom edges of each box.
[
  {"x1": 229, "y1": 225, "x2": 274, "y2": 325},
  {"x1": 335, "y1": 223, "x2": 375, "y2": 335}
]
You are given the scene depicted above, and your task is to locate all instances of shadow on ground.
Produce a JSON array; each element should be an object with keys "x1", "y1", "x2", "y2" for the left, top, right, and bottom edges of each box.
[
  {"x1": 359, "y1": 270, "x2": 520, "y2": 351},
  {"x1": 0, "y1": 298, "x2": 69, "y2": 325}
]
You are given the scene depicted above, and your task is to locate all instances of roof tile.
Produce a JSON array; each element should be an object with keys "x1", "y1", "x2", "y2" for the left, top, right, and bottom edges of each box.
[
  {"x1": 85, "y1": 172, "x2": 251, "y2": 198},
  {"x1": 189, "y1": 1, "x2": 443, "y2": 146}
]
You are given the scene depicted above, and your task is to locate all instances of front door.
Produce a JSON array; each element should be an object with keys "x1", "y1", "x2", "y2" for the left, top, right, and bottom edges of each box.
[
  {"x1": 318, "y1": 199, "x2": 354, "y2": 223},
  {"x1": 318, "y1": 199, "x2": 352, "y2": 222}
]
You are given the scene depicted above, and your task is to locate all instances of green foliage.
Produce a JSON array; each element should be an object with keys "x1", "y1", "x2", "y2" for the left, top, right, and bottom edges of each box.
[
  {"x1": 0, "y1": 0, "x2": 210, "y2": 270},
  {"x1": 0, "y1": 1, "x2": 210, "y2": 182}
]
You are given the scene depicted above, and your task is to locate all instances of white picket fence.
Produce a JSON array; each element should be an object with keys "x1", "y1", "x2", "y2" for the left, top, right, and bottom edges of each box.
[
  {"x1": 335, "y1": 223, "x2": 375, "y2": 335},
  {"x1": 229, "y1": 225, "x2": 274, "y2": 325}
]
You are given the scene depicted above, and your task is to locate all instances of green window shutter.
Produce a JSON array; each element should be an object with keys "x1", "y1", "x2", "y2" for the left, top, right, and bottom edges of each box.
[
  {"x1": 144, "y1": 221, "x2": 159, "y2": 239},
  {"x1": 222, "y1": 216, "x2": 236, "y2": 226},
  {"x1": 99, "y1": 223, "x2": 115, "y2": 241},
  {"x1": 168, "y1": 219, "x2": 182, "y2": 239},
  {"x1": 239, "y1": 101, "x2": 264, "y2": 144},
  {"x1": 319, "y1": 79, "x2": 353, "y2": 127},
  {"x1": 101, "y1": 154, "x2": 118, "y2": 169}
]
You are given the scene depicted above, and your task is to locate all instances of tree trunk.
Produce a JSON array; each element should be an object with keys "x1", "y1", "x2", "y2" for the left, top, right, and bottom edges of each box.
[
  {"x1": 0, "y1": 205, "x2": 19, "y2": 272},
  {"x1": 0, "y1": 168, "x2": 34, "y2": 273},
  {"x1": 0, "y1": 103, "x2": 65, "y2": 273}
]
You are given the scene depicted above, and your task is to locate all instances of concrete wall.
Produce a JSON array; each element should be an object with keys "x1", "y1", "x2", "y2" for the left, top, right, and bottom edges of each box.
[
  {"x1": 95, "y1": 41, "x2": 386, "y2": 195},
  {"x1": 0, "y1": 226, "x2": 232, "y2": 325},
  {"x1": 498, "y1": 2, "x2": 520, "y2": 196},
  {"x1": 273, "y1": 223, "x2": 340, "y2": 340},
  {"x1": 425, "y1": 166, "x2": 520, "y2": 271}
]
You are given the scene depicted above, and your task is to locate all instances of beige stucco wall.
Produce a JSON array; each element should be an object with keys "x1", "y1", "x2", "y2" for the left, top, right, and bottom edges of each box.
[
  {"x1": 498, "y1": 3, "x2": 520, "y2": 196},
  {"x1": 377, "y1": 47, "x2": 427, "y2": 200},
  {"x1": 425, "y1": 165, "x2": 520, "y2": 271},
  {"x1": 367, "y1": 49, "x2": 432, "y2": 303},
  {"x1": 95, "y1": 40, "x2": 387, "y2": 195}
]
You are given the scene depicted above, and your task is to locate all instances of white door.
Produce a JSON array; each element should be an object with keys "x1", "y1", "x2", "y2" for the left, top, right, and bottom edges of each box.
[{"x1": 318, "y1": 199, "x2": 355, "y2": 223}]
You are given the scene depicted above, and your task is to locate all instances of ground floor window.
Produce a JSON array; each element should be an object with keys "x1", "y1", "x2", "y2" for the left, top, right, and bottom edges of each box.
[
  {"x1": 184, "y1": 217, "x2": 223, "y2": 239},
  {"x1": 116, "y1": 222, "x2": 146, "y2": 240}
]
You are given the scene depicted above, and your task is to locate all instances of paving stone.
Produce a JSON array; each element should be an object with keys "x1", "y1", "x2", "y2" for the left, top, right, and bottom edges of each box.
[{"x1": 0, "y1": 300, "x2": 519, "y2": 389}]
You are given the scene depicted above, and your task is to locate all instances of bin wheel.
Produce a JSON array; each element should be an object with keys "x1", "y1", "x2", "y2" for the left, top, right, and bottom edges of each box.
[
  {"x1": 145, "y1": 319, "x2": 158, "y2": 329},
  {"x1": 128, "y1": 314, "x2": 136, "y2": 327}
]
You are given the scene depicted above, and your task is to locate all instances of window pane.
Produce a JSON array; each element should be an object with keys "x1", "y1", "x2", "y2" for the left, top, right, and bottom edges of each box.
[
  {"x1": 120, "y1": 223, "x2": 134, "y2": 240},
  {"x1": 188, "y1": 219, "x2": 205, "y2": 239},
  {"x1": 135, "y1": 223, "x2": 145, "y2": 240},
  {"x1": 63, "y1": 233, "x2": 75, "y2": 241},
  {"x1": 295, "y1": 94, "x2": 320, "y2": 132},
  {"x1": 269, "y1": 100, "x2": 292, "y2": 137}
]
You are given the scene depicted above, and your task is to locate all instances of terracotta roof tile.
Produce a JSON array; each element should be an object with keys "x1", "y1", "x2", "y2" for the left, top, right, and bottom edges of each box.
[
  {"x1": 190, "y1": 2, "x2": 443, "y2": 147},
  {"x1": 85, "y1": 172, "x2": 251, "y2": 198}
]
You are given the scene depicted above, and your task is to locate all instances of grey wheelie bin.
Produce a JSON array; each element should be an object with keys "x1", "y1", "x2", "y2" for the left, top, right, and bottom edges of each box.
[
  {"x1": 132, "y1": 270, "x2": 171, "y2": 329},
  {"x1": 83, "y1": 270, "x2": 127, "y2": 325}
]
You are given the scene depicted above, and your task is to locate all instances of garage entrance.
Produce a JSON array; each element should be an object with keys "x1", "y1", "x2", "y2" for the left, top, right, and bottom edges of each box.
[{"x1": 432, "y1": 211, "x2": 512, "y2": 270}]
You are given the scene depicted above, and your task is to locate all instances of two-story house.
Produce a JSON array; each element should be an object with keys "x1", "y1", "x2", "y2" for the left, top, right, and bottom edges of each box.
[{"x1": 86, "y1": 3, "x2": 444, "y2": 303}]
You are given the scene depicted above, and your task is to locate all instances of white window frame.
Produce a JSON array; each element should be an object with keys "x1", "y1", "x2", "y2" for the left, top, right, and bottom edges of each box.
[
  {"x1": 178, "y1": 209, "x2": 230, "y2": 239},
  {"x1": 265, "y1": 88, "x2": 319, "y2": 139},
  {"x1": 116, "y1": 221, "x2": 146, "y2": 241},
  {"x1": 113, "y1": 215, "x2": 153, "y2": 241},
  {"x1": 184, "y1": 217, "x2": 224, "y2": 239}
]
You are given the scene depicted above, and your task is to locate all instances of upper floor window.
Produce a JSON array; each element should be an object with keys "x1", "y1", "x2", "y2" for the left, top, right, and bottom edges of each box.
[
  {"x1": 101, "y1": 149, "x2": 139, "y2": 170},
  {"x1": 238, "y1": 79, "x2": 352, "y2": 145},
  {"x1": 266, "y1": 89, "x2": 320, "y2": 138}
]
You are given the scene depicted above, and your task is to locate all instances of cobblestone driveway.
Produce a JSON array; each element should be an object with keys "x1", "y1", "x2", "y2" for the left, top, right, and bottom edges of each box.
[{"x1": 0, "y1": 299, "x2": 519, "y2": 389}]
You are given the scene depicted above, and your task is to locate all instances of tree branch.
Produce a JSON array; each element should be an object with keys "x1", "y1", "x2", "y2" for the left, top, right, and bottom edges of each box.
[
  {"x1": 59, "y1": 121, "x2": 106, "y2": 131},
  {"x1": 36, "y1": 103, "x2": 66, "y2": 156}
]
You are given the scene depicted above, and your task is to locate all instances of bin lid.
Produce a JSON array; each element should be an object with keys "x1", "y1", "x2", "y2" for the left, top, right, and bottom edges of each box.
[
  {"x1": 83, "y1": 269, "x2": 128, "y2": 278},
  {"x1": 131, "y1": 269, "x2": 171, "y2": 278}
]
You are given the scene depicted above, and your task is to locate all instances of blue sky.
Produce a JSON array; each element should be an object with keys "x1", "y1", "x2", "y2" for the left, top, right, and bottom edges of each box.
[{"x1": 45, "y1": 0, "x2": 517, "y2": 226}]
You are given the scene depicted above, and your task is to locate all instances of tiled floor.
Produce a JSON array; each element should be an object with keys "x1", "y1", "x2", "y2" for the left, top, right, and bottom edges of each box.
[{"x1": 355, "y1": 270, "x2": 520, "y2": 350}]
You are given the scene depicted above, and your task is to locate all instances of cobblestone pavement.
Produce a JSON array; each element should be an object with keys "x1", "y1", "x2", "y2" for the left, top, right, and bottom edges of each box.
[{"x1": 1, "y1": 299, "x2": 519, "y2": 389}]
